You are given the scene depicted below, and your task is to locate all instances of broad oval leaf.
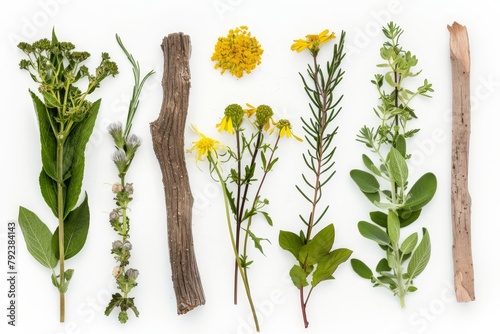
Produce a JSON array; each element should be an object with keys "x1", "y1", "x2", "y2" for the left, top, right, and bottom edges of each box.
[
  {"x1": 376, "y1": 258, "x2": 391, "y2": 273},
  {"x1": 299, "y1": 224, "x2": 335, "y2": 266},
  {"x1": 290, "y1": 265, "x2": 308, "y2": 289},
  {"x1": 395, "y1": 134, "x2": 406, "y2": 157},
  {"x1": 52, "y1": 194, "x2": 90, "y2": 260},
  {"x1": 358, "y1": 221, "x2": 391, "y2": 247},
  {"x1": 18, "y1": 206, "x2": 58, "y2": 269},
  {"x1": 370, "y1": 211, "x2": 387, "y2": 228},
  {"x1": 400, "y1": 232, "x2": 418, "y2": 255},
  {"x1": 351, "y1": 258, "x2": 373, "y2": 279},
  {"x1": 279, "y1": 230, "x2": 303, "y2": 261},
  {"x1": 407, "y1": 228, "x2": 431, "y2": 278},
  {"x1": 403, "y1": 173, "x2": 437, "y2": 211},
  {"x1": 350, "y1": 169, "x2": 380, "y2": 193},
  {"x1": 399, "y1": 209, "x2": 421, "y2": 228}
]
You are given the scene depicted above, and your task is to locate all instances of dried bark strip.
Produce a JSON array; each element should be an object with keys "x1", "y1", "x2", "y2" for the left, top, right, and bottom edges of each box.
[
  {"x1": 150, "y1": 33, "x2": 206, "y2": 313},
  {"x1": 448, "y1": 22, "x2": 475, "y2": 302}
]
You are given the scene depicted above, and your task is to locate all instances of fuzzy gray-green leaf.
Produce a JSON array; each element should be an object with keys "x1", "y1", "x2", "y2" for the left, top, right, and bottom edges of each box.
[
  {"x1": 388, "y1": 146, "x2": 408, "y2": 188},
  {"x1": 403, "y1": 173, "x2": 437, "y2": 211},
  {"x1": 351, "y1": 258, "x2": 373, "y2": 279},
  {"x1": 407, "y1": 228, "x2": 431, "y2": 278},
  {"x1": 351, "y1": 169, "x2": 380, "y2": 193},
  {"x1": 400, "y1": 232, "x2": 418, "y2": 255},
  {"x1": 358, "y1": 221, "x2": 391, "y2": 246}
]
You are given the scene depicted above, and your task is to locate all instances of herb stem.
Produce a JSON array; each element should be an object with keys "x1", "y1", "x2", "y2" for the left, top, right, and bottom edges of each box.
[{"x1": 57, "y1": 139, "x2": 65, "y2": 323}]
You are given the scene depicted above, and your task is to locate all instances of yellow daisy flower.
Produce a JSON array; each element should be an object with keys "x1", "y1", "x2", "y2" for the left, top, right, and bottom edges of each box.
[
  {"x1": 272, "y1": 119, "x2": 303, "y2": 141},
  {"x1": 216, "y1": 116, "x2": 234, "y2": 134},
  {"x1": 244, "y1": 103, "x2": 257, "y2": 118},
  {"x1": 187, "y1": 125, "x2": 225, "y2": 162},
  {"x1": 291, "y1": 29, "x2": 336, "y2": 56}
]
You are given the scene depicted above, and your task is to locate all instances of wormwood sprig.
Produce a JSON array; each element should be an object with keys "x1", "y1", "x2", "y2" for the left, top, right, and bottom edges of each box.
[
  {"x1": 279, "y1": 29, "x2": 352, "y2": 329},
  {"x1": 17, "y1": 29, "x2": 118, "y2": 322},
  {"x1": 104, "y1": 34, "x2": 154, "y2": 324},
  {"x1": 350, "y1": 22, "x2": 437, "y2": 308},
  {"x1": 189, "y1": 104, "x2": 300, "y2": 332}
]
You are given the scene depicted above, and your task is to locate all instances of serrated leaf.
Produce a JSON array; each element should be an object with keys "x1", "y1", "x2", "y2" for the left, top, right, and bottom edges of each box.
[
  {"x1": 403, "y1": 173, "x2": 437, "y2": 211},
  {"x1": 400, "y1": 232, "x2": 418, "y2": 255},
  {"x1": 387, "y1": 210, "x2": 400, "y2": 245},
  {"x1": 105, "y1": 293, "x2": 123, "y2": 316},
  {"x1": 18, "y1": 206, "x2": 58, "y2": 269},
  {"x1": 52, "y1": 194, "x2": 90, "y2": 260},
  {"x1": 388, "y1": 147, "x2": 408, "y2": 188},
  {"x1": 290, "y1": 265, "x2": 308, "y2": 289},
  {"x1": 299, "y1": 224, "x2": 335, "y2": 266},
  {"x1": 351, "y1": 258, "x2": 373, "y2": 279},
  {"x1": 358, "y1": 221, "x2": 391, "y2": 246},
  {"x1": 312, "y1": 248, "x2": 352, "y2": 287},
  {"x1": 407, "y1": 228, "x2": 431, "y2": 278},
  {"x1": 279, "y1": 230, "x2": 303, "y2": 261}
]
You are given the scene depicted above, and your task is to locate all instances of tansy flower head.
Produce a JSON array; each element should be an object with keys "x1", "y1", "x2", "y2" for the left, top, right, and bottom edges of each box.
[
  {"x1": 211, "y1": 26, "x2": 264, "y2": 78},
  {"x1": 291, "y1": 29, "x2": 336, "y2": 56},
  {"x1": 216, "y1": 103, "x2": 244, "y2": 134},
  {"x1": 255, "y1": 105, "x2": 274, "y2": 131},
  {"x1": 273, "y1": 119, "x2": 303, "y2": 141},
  {"x1": 187, "y1": 125, "x2": 225, "y2": 163}
]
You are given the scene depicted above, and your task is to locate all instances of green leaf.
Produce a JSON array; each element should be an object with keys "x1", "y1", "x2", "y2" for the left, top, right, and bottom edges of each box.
[
  {"x1": 351, "y1": 258, "x2": 373, "y2": 279},
  {"x1": 362, "y1": 154, "x2": 381, "y2": 176},
  {"x1": 358, "y1": 221, "x2": 391, "y2": 246},
  {"x1": 388, "y1": 146, "x2": 408, "y2": 188},
  {"x1": 350, "y1": 169, "x2": 380, "y2": 193},
  {"x1": 105, "y1": 293, "x2": 123, "y2": 316},
  {"x1": 400, "y1": 232, "x2": 418, "y2": 255},
  {"x1": 260, "y1": 211, "x2": 273, "y2": 226},
  {"x1": 30, "y1": 91, "x2": 57, "y2": 181},
  {"x1": 290, "y1": 265, "x2": 308, "y2": 289},
  {"x1": 18, "y1": 206, "x2": 58, "y2": 269},
  {"x1": 376, "y1": 258, "x2": 391, "y2": 273},
  {"x1": 385, "y1": 71, "x2": 396, "y2": 87},
  {"x1": 387, "y1": 210, "x2": 400, "y2": 245},
  {"x1": 279, "y1": 230, "x2": 303, "y2": 261},
  {"x1": 52, "y1": 194, "x2": 90, "y2": 260},
  {"x1": 39, "y1": 169, "x2": 58, "y2": 217},
  {"x1": 403, "y1": 173, "x2": 437, "y2": 211},
  {"x1": 63, "y1": 100, "x2": 101, "y2": 217},
  {"x1": 395, "y1": 134, "x2": 406, "y2": 157},
  {"x1": 299, "y1": 224, "x2": 335, "y2": 266},
  {"x1": 244, "y1": 229, "x2": 270, "y2": 256},
  {"x1": 407, "y1": 228, "x2": 431, "y2": 278},
  {"x1": 312, "y1": 248, "x2": 352, "y2": 287},
  {"x1": 399, "y1": 209, "x2": 421, "y2": 228},
  {"x1": 40, "y1": 90, "x2": 63, "y2": 108},
  {"x1": 370, "y1": 211, "x2": 387, "y2": 228}
]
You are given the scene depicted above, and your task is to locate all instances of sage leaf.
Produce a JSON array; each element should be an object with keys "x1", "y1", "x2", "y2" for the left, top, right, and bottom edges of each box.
[
  {"x1": 279, "y1": 230, "x2": 303, "y2": 261},
  {"x1": 362, "y1": 154, "x2": 381, "y2": 176},
  {"x1": 376, "y1": 258, "x2": 391, "y2": 273},
  {"x1": 52, "y1": 194, "x2": 90, "y2": 260},
  {"x1": 350, "y1": 169, "x2": 380, "y2": 193},
  {"x1": 387, "y1": 210, "x2": 400, "y2": 245},
  {"x1": 388, "y1": 146, "x2": 408, "y2": 188},
  {"x1": 400, "y1": 232, "x2": 418, "y2": 255},
  {"x1": 351, "y1": 258, "x2": 373, "y2": 279},
  {"x1": 395, "y1": 134, "x2": 406, "y2": 157},
  {"x1": 18, "y1": 206, "x2": 58, "y2": 269},
  {"x1": 407, "y1": 228, "x2": 431, "y2": 278},
  {"x1": 370, "y1": 211, "x2": 387, "y2": 228},
  {"x1": 358, "y1": 221, "x2": 391, "y2": 246},
  {"x1": 403, "y1": 173, "x2": 437, "y2": 211},
  {"x1": 312, "y1": 248, "x2": 352, "y2": 287}
]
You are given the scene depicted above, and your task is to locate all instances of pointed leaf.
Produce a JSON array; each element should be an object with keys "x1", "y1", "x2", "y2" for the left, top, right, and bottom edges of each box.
[
  {"x1": 52, "y1": 194, "x2": 90, "y2": 260},
  {"x1": 279, "y1": 230, "x2": 303, "y2": 260},
  {"x1": 395, "y1": 134, "x2": 406, "y2": 157},
  {"x1": 351, "y1": 258, "x2": 373, "y2": 279},
  {"x1": 375, "y1": 258, "x2": 391, "y2": 273},
  {"x1": 387, "y1": 210, "x2": 400, "y2": 245},
  {"x1": 244, "y1": 229, "x2": 270, "y2": 256},
  {"x1": 362, "y1": 154, "x2": 381, "y2": 176},
  {"x1": 358, "y1": 221, "x2": 391, "y2": 246},
  {"x1": 39, "y1": 169, "x2": 58, "y2": 217},
  {"x1": 408, "y1": 228, "x2": 431, "y2": 278},
  {"x1": 299, "y1": 224, "x2": 335, "y2": 266},
  {"x1": 18, "y1": 206, "x2": 58, "y2": 269},
  {"x1": 312, "y1": 248, "x2": 352, "y2": 287},
  {"x1": 388, "y1": 147, "x2": 408, "y2": 188},
  {"x1": 290, "y1": 265, "x2": 308, "y2": 289},
  {"x1": 40, "y1": 90, "x2": 63, "y2": 108},
  {"x1": 400, "y1": 232, "x2": 418, "y2": 255}
]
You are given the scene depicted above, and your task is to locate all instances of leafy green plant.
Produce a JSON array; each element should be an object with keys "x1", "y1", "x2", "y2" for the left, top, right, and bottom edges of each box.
[
  {"x1": 17, "y1": 30, "x2": 118, "y2": 322},
  {"x1": 350, "y1": 22, "x2": 436, "y2": 307},
  {"x1": 279, "y1": 29, "x2": 352, "y2": 328},
  {"x1": 104, "y1": 34, "x2": 154, "y2": 324}
]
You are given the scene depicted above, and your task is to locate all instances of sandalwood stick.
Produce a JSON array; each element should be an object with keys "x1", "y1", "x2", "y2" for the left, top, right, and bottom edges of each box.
[
  {"x1": 448, "y1": 22, "x2": 475, "y2": 302},
  {"x1": 150, "y1": 33, "x2": 206, "y2": 313}
]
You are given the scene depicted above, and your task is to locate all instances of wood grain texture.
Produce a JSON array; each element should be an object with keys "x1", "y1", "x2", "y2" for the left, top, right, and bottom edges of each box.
[
  {"x1": 150, "y1": 33, "x2": 205, "y2": 313},
  {"x1": 448, "y1": 21, "x2": 475, "y2": 302}
]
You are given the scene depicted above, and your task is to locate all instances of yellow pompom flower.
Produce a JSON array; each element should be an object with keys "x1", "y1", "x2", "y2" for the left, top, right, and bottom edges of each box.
[
  {"x1": 291, "y1": 29, "x2": 336, "y2": 56},
  {"x1": 187, "y1": 125, "x2": 225, "y2": 163},
  {"x1": 272, "y1": 119, "x2": 303, "y2": 141},
  {"x1": 216, "y1": 104, "x2": 244, "y2": 134},
  {"x1": 211, "y1": 26, "x2": 264, "y2": 78}
]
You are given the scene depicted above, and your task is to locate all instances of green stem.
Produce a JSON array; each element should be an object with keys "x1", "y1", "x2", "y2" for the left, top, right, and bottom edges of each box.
[
  {"x1": 56, "y1": 138, "x2": 65, "y2": 322},
  {"x1": 210, "y1": 155, "x2": 260, "y2": 332}
]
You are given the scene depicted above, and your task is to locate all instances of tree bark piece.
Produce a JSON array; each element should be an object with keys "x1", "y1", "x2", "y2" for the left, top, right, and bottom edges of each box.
[
  {"x1": 448, "y1": 22, "x2": 474, "y2": 302},
  {"x1": 150, "y1": 33, "x2": 206, "y2": 313}
]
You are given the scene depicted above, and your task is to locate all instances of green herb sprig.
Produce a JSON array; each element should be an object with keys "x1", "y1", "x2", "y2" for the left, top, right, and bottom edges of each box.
[
  {"x1": 279, "y1": 30, "x2": 352, "y2": 328},
  {"x1": 350, "y1": 22, "x2": 437, "y2": 307},
  {"x1": 17, "y1": 29, "x2": 118, "y2": 322},
  {"x1": 104, "y1": 34, "x2": 154, "y2": 324}
]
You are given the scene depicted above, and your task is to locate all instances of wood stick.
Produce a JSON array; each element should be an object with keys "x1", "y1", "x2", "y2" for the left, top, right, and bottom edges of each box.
[
  {"x1": 150, "y1": 33, "x2": 206, "y2": 313},
  {"x1": 448, "y1": 22, "x2": 475, "y2": 302}
]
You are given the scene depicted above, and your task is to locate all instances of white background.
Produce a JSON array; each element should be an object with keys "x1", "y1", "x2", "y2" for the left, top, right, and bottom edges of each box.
[{"x1": 2, "y1": 0, "x2": 500, "y2": 333}]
